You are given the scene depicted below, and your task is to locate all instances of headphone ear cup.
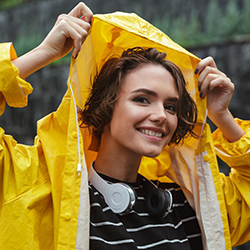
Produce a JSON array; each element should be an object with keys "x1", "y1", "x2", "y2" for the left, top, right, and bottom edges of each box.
[
  {"x1": 106, "y1": 183, "x2": 137, "y2": 214},
  {"x1": 88, "y1": 163, "x2": 137, "y2": 214},
  {"x1": 145, "y1": 188, "x2": 172, "y2": 218}
]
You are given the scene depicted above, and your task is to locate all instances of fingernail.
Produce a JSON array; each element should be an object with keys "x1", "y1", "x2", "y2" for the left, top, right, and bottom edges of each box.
[
  {"x1": 199, "y1": 92, "x2": 203, "y2": 98},
  {"x1": 198, "y1": 85, "x2": 201, "y2": 92},
  {"x1": 74, "y1": 53, "x2": 78, "y2": 59},
  {"x1": 195, "y1": 67, "x2": 199, "y2": 74}
]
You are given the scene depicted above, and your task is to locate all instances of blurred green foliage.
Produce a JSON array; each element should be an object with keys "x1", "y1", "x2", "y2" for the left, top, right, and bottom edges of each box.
[
  {"x1": 0, "y1": 0, "x2": 31, "y2": 10},
  {"x1": 14, "y1": 34, "x2": 44, "y2": 56},
  {"x1": 153, "y1": 0, "x2": 250, "y2": 47},
  {"x1": 14, "y1": 34, "x2": 71, "y2": 66},
  {"x1": 2, "y1": 0, "x2": 250, "y2": 64}
]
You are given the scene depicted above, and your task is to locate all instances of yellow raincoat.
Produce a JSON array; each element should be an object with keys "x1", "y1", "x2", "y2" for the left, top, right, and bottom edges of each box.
[{"x1": 0, "y1": 12, "x2": 250, "y2": 250}]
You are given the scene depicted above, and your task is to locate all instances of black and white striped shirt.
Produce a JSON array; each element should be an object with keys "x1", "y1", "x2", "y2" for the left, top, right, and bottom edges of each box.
[{"x1": 89, "y1": 173, "x2": 203, "y2": 250}]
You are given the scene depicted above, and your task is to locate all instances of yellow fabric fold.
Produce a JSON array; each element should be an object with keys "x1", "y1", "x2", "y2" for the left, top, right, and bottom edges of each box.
[
  {"x1": 213, "y1": 119, "x2": 250, "y2": 168},
  {"x1": 0, "y1": 43, "x2": 33, "y2": 115}
]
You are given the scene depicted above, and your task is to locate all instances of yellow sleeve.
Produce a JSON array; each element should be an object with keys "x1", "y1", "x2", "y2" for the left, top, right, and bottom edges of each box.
[
  {"x1": 213, "y1": 119, "x2": 250, "y2": 247},
  {"x1": 0, "y1": 43, "x2": 33, "y2": 116},
  {"x1": 212, "y1": 119, "x2": 250, "y2": 160}
]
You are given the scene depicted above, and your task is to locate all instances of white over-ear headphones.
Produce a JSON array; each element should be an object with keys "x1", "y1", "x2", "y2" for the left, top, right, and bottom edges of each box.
[
  {"x1": 88, "y1": 163, "x2": 136, "y2": 214},
  {"x1": 88, "y1": 162, "x2": 173, "y2": 217}
]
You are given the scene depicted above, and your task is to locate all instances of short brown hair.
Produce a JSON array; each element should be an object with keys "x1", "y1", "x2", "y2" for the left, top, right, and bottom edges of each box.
[{"x1": 80, "y1": 47, "x2": 197, "y2": 146}]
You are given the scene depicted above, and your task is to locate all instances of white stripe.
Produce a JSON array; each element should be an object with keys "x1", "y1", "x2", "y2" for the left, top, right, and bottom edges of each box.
[
  {"x1": 173, "y1": 203, "x2": 185, "y2": 207},
  {"x1": 173, "y1": 200, "x2": 188, "y2": 207},
  {"x1": 137, "y1": 238, "x2": 188, "y2": 249},
  {"x1": 103, "y1": 207, "x2": 111, "y2": 212},
  {"x1": 137, "y1": 196, "x2": 145, "y2": 200},
  {"x1": 121, "y1": 209, "x2": 173, "y2": 217},
  {"x1": 91, "y1": 221, "x2": 123, "y2": 227},
  {"x1": 90, "y1": 203, "x2": 101, "y2": 208},
  {"x1": 119, "y1": 210, "x2": 149, "y2": 216},
  {"x1": 90, "y1": 203, "x2": 111, "y2": 212},
  {"x1": 126, "y1": 220, "x2": 182, "y2": 232},
  {"x1": 187, "y1": 233, "x2": 202, "y2": 239},
  {"x1": 167, "y1": 187, "x2": 182, "y2": 192},
  {"x1": 135, "y1": 212, "x2": 149, "y2": 216},
  {"x1": 181, "y1": 215, "x2": 197, "y2": 223},
  {"x1": 90, "y1": 236, "x2": 134, "y2": 245}
]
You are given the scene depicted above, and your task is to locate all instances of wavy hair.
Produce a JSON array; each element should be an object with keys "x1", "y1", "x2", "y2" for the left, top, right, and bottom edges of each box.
[{"x1": 80, "y1": 47, "x2": 197, "y2": 146}]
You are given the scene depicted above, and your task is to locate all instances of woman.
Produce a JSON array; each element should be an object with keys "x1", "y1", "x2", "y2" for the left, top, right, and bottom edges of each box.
[
  {"x1": 84, "y1": 46, "x2": 202, "y2": 249},
  {"x1": 0, "y1": 2, "x2": 249, "y2": 250}
]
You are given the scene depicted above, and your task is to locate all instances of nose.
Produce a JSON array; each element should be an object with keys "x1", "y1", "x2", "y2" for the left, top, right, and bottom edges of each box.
[{"x1": 149, "y1": 106, "x2": 167, "y2": 124}]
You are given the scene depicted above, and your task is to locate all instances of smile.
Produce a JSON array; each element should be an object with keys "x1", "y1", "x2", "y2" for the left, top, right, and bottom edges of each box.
[{"x1": 138, "y1": 129, "x2": 164, "y2": 138}]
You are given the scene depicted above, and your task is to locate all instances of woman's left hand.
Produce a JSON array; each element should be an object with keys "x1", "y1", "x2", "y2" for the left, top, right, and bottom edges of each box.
[
  {"x1": 195, "y1": 56, "x2": 245, "y2": 142},
  {"x1": 195, "y1": 56, "x2": 234, "y2": 123}
]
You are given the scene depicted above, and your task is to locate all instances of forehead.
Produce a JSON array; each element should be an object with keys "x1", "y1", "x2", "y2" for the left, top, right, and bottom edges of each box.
[{"x1": 121, "y1": 64, "x2": 178, "y2": 96}]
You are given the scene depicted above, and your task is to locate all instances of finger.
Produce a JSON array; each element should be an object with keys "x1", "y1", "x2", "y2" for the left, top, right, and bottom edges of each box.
[
  {"x1": 68, "y1": 27, "x2": 88, "y2": 58},
  {"x1": 199, "y1": 73, "x2": 218, "y2": 98},
  {"x1": 56, "y1": 14, "x2": 91, "y2": 30},
  {"x1": 200, "y1": 73, "x2": 234, "y2": 98},
  {"x1": 63, "y1": 16, "x2": 91, "y2": 41},
  {"x1": 195, "y1": 56, "x2": 217, "y2": 75},
  {"x1": 56, "y1": 15, "x2": 91, "y2": 57},
  {"x1": 66, "y1": 18, "x2": 90, "y2": 57},
  {"x1": 198, "y1": 66, "x2": 226, "y2": 87},
  {"x1": 68, "y1": 2, "x2": 93, "y2": 24},
  {"x1": 209, "y1": 76, "x2": 234, "y2": 93},
  {"x1": 59, "y1": 20, "x2": 87, "y2": 58}
]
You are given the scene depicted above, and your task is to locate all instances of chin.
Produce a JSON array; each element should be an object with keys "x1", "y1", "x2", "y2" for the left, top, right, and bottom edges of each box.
[
  {"x1": 142, "y1": 150, "x2": 162, "y2": 158},
  {"x1": 140, "y1": 143, "x2": 169, "y2": 158}
]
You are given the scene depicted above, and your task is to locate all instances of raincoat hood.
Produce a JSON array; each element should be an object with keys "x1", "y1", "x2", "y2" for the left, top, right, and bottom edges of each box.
[
  {"x1": 68, "y1": 12, "x2": 206, "y2": 178},
  {"x1": 70, "y1": 12, "x2": 204, "y2": 117}
]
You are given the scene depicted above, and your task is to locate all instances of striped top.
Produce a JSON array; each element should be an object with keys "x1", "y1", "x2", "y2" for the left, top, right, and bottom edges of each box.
[{"x1": 89, "y1": 173, "x2": 203, "y2": 250}]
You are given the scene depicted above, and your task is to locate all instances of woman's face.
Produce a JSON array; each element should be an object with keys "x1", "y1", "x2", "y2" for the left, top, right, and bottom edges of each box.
[{"x1": 103, "y1": 64, "x2": 179, "y2": 159}]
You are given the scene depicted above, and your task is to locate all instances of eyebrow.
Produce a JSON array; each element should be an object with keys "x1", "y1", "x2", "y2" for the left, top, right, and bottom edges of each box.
[
  {"x1": 132, "y1": 88, "x2": 157, "y2": 96},
  {"x1": 131, "y1": 88, "x2": 179, "y2": 102}
]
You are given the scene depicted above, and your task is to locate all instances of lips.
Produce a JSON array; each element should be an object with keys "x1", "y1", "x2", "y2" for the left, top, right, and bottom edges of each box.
[{"x1": 138, "y1": 128, "x2": 165, "y2": 138}]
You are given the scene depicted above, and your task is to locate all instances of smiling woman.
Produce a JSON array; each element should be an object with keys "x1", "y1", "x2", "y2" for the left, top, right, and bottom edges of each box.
[
  {"x1": 1, "y1": 2, "x2": 250, "y2": 250},
  {"x1": 95, "y1": 63, "x2": 179, "y2": 179},
  {"x1": 81, "y1": 47, "x2": 197, "y2": 152},
  {"x1": 79, "y1": 47, "x2": 203, "y2": 249}
]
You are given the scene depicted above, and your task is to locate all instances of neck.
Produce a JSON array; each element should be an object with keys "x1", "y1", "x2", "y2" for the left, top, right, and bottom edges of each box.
[
  {"x1": 94, "y1": 155, "x2": 141, "y2": 183},
  {"x1": 94, "y1": 139, "x2": 142, "y2": 183}
]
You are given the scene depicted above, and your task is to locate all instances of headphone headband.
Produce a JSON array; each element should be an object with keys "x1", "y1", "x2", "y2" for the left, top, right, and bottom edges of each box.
[{"x1": 88, "y1": 162, "x2": 173, "y2": 217}]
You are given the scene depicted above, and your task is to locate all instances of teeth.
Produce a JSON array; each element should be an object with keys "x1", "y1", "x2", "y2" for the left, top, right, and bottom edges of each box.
[{"x1": 140, "y1": 129, "x2": 163, "y2": 138}]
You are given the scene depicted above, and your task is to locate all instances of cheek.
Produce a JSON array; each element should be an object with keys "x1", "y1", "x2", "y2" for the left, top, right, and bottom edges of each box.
[
  {"x1": 114, "y1": 102, "x2": 144, "y2": 123},
  {"x1": 169, "y1": 115, "x2": 178, "y2": 134}
]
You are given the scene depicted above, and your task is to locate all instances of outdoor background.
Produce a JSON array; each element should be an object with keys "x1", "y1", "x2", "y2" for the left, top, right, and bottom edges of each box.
[{"x1": 0, "y1": 0, "x2": 250, "y2": 249}]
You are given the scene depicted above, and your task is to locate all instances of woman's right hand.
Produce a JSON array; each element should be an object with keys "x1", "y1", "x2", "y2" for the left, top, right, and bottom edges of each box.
[
  {"x1": 12, "y1": 2, "x2": 93, "y2": 79},
  {"x1": 41, "y1": 2, "x2": 93, "y2": 60}
]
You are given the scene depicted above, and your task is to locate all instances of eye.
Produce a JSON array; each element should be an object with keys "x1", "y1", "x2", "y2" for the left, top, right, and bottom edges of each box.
[
  {"x1": 164, "y1": 104, "x2": 177, "y2": 114},
  {"x1": 133, "y1": 96, "x2": 149, "y2": 104}
]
